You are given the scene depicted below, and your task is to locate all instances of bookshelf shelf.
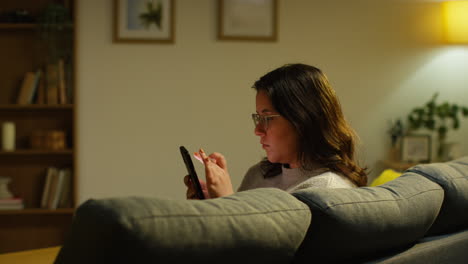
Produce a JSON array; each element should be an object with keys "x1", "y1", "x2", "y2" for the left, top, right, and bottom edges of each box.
[
  {"x1": 0, "y1": 23, "x2": 36, "y2": 29},
  {"x1": 0, "y1": 104, "x2": 73, "y2": 110},
  {"x1": 0, "y1": 149, "x2": 73, "y2": 155},
  {"x1": 0, "y1": 208, "x2": 74, "y2": 215}
]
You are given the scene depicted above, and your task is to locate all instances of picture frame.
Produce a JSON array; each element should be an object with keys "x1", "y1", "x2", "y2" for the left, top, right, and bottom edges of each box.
[
  {"x1": 401, "y1": 135, "x2": 431, "y2": 163},
  {"x1": 217, "y1": 0, "x2": 278, "y2": 41},
  {"x1": 113, "y1": 0, "x2": 175, "y2": 43}
]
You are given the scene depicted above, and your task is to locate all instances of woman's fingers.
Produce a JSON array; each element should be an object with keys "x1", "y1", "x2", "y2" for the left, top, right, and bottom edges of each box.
[
  {"x1": 184, "y1": 175, "x2": 195, "y2": 199},
  {"x1": 195, "y1": 152, "x2": 217, "y2": 164},
  {"x1": 199, "y1": 179, "x2": 211, "y2": 199},
  {"x1": 185, "y1": 175, "x2": 210, "y2": 200},
  {"x1": 198, "y1": 148, "x2": 234, "y2": 198},
  {"x1": 186, "y1": 189, "x2": 196, "y2": 199},
  {"x1": 209, "y1": 152, "x2": 227, "y2": 169},
  {"x1": 183, "y1": 175, "x2": 190, "y2": 187},
  {"x1": 199, "y1": 148, "x2": 211, "y2": 164}
]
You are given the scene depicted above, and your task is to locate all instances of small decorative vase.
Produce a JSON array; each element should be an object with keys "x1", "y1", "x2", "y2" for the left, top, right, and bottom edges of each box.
[{"x1": 0, "y1": 177, "x2": 13, "y2": 199}]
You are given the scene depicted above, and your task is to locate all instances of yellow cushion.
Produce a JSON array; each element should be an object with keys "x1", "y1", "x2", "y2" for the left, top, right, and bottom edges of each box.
[{"x1": 370, "y1": 169, "x2": 402, "y2": 186}]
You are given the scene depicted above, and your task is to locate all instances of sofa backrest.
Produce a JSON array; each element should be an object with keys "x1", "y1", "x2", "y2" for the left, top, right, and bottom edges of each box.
[
  {"x1": 407, "y1": 156, "x2": 468, "y2": 236},
  {"x1": 292, "y1": 173, "x2": 444, "y2": 263},
  {"x1": 54, "y1": 188, "x2": 311, "y2": 264}
]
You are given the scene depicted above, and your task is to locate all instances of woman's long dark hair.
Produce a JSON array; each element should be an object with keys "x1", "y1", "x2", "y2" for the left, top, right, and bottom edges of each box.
[{"x1": 252, "y1": 63, "x2": 367, "y2": 187}]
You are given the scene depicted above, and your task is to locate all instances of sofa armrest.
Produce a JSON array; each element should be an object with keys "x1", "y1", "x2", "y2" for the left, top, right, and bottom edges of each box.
[{"x1": 407, "y1": 156, "x2": 468, "y2": 235}]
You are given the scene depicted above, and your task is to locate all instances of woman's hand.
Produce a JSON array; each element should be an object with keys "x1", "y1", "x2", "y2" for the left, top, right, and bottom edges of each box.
[
  {"x1": 183, "y1": 175, "x2": 210, "y2": 200},
  {"x1": 196, "y1": 149, "x2": 234, "y2": 198}
]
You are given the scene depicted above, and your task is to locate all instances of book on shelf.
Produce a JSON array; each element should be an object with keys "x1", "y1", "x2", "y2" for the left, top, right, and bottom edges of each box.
[
  {"x1": 48, "y1": 171, "x2": 62, "y2": 209},
  {"x1": 16, "y1": 70, "x2": 42, "y2": 104},
  {"x1": 57, "y1": 168, "x2": 72, "y2": 208},
  {"x1": 46, "y1": 63, "x2": 59, "y2": 105},
  {"x1": 66, "y1": 59, "x2": 73, "y2": 103},
  {"x1": 0, "y1": 197, "x2": 24, "y2": 210},
  {"x1": 58, "y1": 59, "x2": 67, "y2": 104},
  {"x1": 41, "y1": 167, "x2": 72, "y2": 209},
  {"x1": 40, "y1": 167, "x2": 58, "y2": 208},
  {"x1": 36, "y1": 73, "x2": 46, "y2": 104}
]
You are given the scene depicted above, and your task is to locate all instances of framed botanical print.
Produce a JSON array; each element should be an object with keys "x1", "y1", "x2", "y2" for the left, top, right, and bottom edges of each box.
[
  {"x1": 217, "y1": 0, "x2": 278, "y2": 41},
  {"x1": 113, "y1": 0, "x2": 175, "y2": 43}
]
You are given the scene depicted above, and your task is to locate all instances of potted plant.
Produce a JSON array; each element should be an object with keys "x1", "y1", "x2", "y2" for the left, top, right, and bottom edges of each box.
[
  {"x1": 37, "y1": 3, "x2": 73, "y2": 63},
  {"x1": 407, "y1": 92, "x2": 468, "y2": 160},
  {"x1": 36, "y1": 3, "x2": 73, "y2": 104}
]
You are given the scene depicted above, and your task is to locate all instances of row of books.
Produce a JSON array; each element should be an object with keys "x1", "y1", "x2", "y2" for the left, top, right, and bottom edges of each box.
[
  {"x1": 41, "y1": 167, "x2": 72, "y2": 209},
  {"x1": 16, "y1": 59, "x2": 71, "y2": 105},
  {"x1": 0, "y1": 197, "x2": 24, "y2": 210}
]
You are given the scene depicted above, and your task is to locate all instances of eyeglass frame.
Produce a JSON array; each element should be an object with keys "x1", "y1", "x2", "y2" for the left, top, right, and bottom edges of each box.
[{"x1": 251, "y1": 113, "x2": 281, "y2": 131}]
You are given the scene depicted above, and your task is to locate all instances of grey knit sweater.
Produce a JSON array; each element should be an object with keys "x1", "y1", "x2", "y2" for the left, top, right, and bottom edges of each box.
[{"x1": 238, "y1": 162, "x2": 356, "y2": 193}]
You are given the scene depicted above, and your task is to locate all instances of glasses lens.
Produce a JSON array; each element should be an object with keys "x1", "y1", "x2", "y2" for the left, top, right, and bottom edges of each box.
[
  {"x1": 252, "y1": 114, "x2": 268, "y2": 130},
  {"x1": 252, "y1": 114, "x2": 280, "y2": 130},
  {"x1": 252, "y1": 114, "x2": 259, "y2": 126}
]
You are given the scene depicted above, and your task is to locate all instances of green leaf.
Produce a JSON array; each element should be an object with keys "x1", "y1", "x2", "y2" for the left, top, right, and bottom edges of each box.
[
  {"x1": 436, "y1": 103, "x2": 449, "y2": 118},
  {"x1": 426, "y1": 119, "x2": 435, "y2": 130},
  {"x1": 463, "y1": 107, "x2": 468, "y2": 116},
  {"x1": 438, "y1": 126, "x2": 447, "y2": 134},
  {"x1": 408, "y1": 115, "x2": 421, "y2": 129},
  {"x1": 427, "y1": 104, "x2": 434, "y2": 116},
  {"x1": 415, "y1": 108, "x2": 424, "y2": 116}
]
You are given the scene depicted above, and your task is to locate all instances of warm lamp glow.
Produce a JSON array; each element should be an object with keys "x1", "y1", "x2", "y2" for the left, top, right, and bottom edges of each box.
[{"x1": 443, "y1": 1, "x2": 468, "y2": 44}]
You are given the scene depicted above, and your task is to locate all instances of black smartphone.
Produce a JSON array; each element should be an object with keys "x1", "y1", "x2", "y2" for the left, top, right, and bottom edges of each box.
[{"x1": 180, "y1": 146, "x2": 205, "y2": 199}]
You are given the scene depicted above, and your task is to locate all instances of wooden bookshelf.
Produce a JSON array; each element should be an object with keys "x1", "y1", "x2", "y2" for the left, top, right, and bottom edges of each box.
[
  {"x1": 0, "y1": 23, "x2": 37, "y2": 29},
  {"x1": 0, "y1": 149, "x2": 73, "y2": 155},
  {"x1": 0, "y1": 208, "x2": 74, "y2": 215},
  {"x1": 0, "y1": 0, "x2": 76, "y2": 253},
  {"x1": 0, "y1": 104, "x2": 73, "y2": 110}
]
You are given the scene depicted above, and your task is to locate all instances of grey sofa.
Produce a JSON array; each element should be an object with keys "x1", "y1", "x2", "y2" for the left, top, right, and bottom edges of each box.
[{"x1": 54, "y1": 157, "x2": 468, "y2": 263}]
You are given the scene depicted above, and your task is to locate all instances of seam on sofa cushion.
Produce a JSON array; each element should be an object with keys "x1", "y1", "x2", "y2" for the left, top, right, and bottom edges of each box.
[
  {"x1": 407, "y1": 169, "x2": 466, "y2": 181},
  {"x1": 295, "y1": 188, "x2": 442, "y2": 211},
  {"x1": 131, "y1": 208, "x2": 311, "y2": 221},
  {"x1": 453, "y1": 159, "x2": 468, "y2": 165}
]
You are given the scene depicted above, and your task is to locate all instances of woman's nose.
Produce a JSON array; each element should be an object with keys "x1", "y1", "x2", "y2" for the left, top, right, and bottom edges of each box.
[{"x1": 254, "y1": 123, "x2": 265, "y2": 136}]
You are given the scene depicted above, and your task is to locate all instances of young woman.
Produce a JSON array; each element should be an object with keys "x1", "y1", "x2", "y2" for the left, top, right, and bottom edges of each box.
[{"x1": 184, "y1": 63, "x2": 367, "y2": 199}]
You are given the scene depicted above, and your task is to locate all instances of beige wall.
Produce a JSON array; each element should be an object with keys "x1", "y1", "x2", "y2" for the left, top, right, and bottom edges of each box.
[{"x1": 77, "y1": 0, "x2": 468, "y2": 203}]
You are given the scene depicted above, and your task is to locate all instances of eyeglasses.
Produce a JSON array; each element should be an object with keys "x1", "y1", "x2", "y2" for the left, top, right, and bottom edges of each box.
[{"x1": 252, "y1": 113, "x2": 281, "y2": 130}]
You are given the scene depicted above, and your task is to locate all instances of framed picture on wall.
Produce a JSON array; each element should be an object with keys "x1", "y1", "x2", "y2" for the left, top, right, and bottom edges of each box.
[
  {"x1": 401, "y1": 135, "x2": 431, "y2": 163},
  {"x1": 113, "y1": 0, "x2": 175, "y2": 43},
  {"x1": 217, "y1": 0, "x2": 278, "y2": 41}
]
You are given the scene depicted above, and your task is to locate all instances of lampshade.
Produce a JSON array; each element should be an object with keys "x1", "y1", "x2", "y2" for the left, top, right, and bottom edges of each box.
[{"x1": 443, "y1": 1, "x2": 468, "y2": 44}]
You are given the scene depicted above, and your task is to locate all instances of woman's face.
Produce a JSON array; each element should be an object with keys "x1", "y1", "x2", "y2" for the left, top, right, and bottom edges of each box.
[{"x1": 254, "y1": 90, "x2": 300, "y2": 168}]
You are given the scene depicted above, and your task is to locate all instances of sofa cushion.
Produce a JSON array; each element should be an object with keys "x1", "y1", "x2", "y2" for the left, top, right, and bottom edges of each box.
[
  {"x1": 407, "y1": 156, "x2": 468, "y2": 235},
  {"x1": 292, "y1": 173, "x2": 443, "y2": 263},
  {"x1": 365, "y1": 228, "x2": 468, "y2": 264},
  {"x1": 54, "y1": 188, "x2": 311, "y2": 264}
]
